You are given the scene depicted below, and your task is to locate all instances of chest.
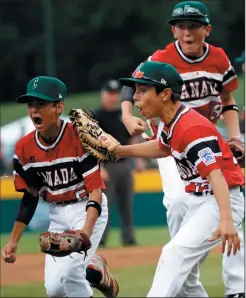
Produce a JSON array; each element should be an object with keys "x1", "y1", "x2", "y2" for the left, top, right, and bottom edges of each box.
[{"x1": 23, "y1": 136, "x2": 83, "y2": 188}]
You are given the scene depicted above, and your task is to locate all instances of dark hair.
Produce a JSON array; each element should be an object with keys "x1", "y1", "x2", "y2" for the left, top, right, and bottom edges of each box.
[{"x1": 155, "y1": 86, "x2": 181, "y2": 103}]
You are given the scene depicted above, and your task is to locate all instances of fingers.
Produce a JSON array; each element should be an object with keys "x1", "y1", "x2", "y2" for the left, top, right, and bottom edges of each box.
[
  {"x1": 221, "y1": 234, "x2": 227, "y2": 254},
  {"x1": 226, "y1": 236, "x2": 232, "y2": 257},
  {"x1": 209, "y1": 228, "x2": 220, "y2": 242},
  {"x1": 232, "y1": 233, "x2": 240, "y2": 256},
  {"x1": 4, "y1": 255, "x2": 16, "y2": 263},
  {"x1": 2, "y1": 248, "x2": 16, "y2": 263}
]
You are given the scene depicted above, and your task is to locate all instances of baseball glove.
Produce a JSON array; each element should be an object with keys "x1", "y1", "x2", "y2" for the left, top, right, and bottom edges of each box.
[
  {"x1": 39, "y1": 230, "x2": 92, "y2": 258},
  {"x1": 69, "y1": 109, "x2": 120, "y2": 163},
  {"x1": 227, "y1": 137, "x2": 245, "y2": 167}
]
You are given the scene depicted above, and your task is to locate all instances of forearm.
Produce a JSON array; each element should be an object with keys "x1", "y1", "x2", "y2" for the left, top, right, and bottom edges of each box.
[
  {"x1": 8, "y1": 221, "x2": 27, "y2": 243},
  {"x1": 121, "y1": 101, "x2": 134, "y2": 118},
  {"x1": 8, "y1": 191, "x2": 39, "y2": 243},
  {"x1": 82, "y1": 188, "x2": 102, "y2": 237},
  {"x1": 116, "y1": 139, "x2": 170, "y2": 159},
  {"x1": 223, "y1": 110, "x2": 241, "y2": 138},
  {"x1": 207, "y1": 169, "x2": 233, "y2": 221},
  {"x1": 222, "y1": 93, "x2": 241, "y2": 138}
]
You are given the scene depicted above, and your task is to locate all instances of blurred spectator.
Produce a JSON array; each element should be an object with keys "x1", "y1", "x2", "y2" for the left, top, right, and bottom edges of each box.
[
  {"x1": 0, "y1": 142, "x2": 7, "y2": 176},
  {"x1": 94, "y1": 79, "x2": 145, "y2": 247},
  {"x1": 235, "y1": 51, "x2": 245, "y2": 136}
]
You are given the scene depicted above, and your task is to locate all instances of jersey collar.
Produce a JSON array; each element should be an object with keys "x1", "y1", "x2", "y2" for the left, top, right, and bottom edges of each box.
[
  {"x1": 175, "y1": 40, "x2": 209, "y2": 64},
  {"x1": 35, "y1": 120, "x2": 67, "y2": 151}
]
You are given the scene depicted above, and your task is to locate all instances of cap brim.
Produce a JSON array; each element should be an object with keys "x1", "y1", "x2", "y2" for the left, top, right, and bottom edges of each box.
[
  {"x1": 119, "y1": 78, "x2": 160, "y2": 88},
  {"x1": 168, "y1": 17, "x2": 209, "y2": 25},
  {"x1": 16, "y1": 92, "x2": 59, "y2": 103}
]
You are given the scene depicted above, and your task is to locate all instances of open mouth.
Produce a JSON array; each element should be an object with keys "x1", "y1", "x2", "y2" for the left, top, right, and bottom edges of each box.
[
  {"x1": 32, "y1": 117, "x2": 43, "y2": 126},
  {"x1": 185, "y1": 41, "x2": 194, "y2": 45},
  {"x1": 136, "y1": 105, "x2": 144, "y2": 116}
]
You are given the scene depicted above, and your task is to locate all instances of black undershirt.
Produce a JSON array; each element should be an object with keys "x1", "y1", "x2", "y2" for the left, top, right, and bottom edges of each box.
[{"x1": 16, "y1": 191, "x2": 39, "y2": 225}]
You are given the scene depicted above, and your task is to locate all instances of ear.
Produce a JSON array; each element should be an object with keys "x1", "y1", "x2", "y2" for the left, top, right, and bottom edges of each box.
[
  {"x1": 205, "y1": 24, "x2": 212, "y2": 37},
  {"x1": 160, "y1": 88, "x2": 172, "y2": 102},
  {"x1": 56, "y1": 101, "x2": 64, "y2": 115},
  {"x1": 171, "y1": 26, "x2": 177, "y2": 39}
]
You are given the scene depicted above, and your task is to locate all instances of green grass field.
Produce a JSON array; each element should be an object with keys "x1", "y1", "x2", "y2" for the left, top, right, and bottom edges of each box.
[
  {"x1": 1, "y1": 75, "x2": 245, "y2": 126},
  {"x1": 1, "y1": 227, "x2": 224, "y2": 297}
]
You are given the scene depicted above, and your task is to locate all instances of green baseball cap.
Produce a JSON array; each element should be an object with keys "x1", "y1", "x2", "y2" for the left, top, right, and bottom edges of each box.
[
  {"x1": 235, "y1": 51, "x2": 245, "y2": 64},
  {"x1": 119, "y1": 61, "x2": 184, "y2": 94},
  {"x1": 168, "y1": 1, "x2": 210, "y2": 25},
  {"x1": 16, "y1": 76, "x2": 67, "y2": 103}
]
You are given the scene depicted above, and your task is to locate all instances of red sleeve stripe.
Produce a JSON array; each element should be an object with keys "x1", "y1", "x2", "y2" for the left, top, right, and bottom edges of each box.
[{"x1": 82, "y1": 164, "x2": 99, "y2": 178}]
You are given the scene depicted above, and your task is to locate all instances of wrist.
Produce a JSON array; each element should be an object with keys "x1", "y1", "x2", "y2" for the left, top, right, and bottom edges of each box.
[
  {"x1": 114, "y1": 145, "x2": 123, "y2": 157},
  {"x1": 220, "y1": 211, "x2": 233, "y2": 221},
  {"x1": 81, "y1": 226, "x2": 93, "y2": 238}
]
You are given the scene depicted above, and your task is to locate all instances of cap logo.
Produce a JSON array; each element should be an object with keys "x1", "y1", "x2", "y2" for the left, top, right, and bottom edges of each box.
[
  {"x1": 133, "y1": 71, "x2": 144, "y2": 79},
  {"x1": 161, "y1": 78, "x2": 167, "y2": 85},
  {"x1": 172, "y1": 7, "x2": 184, "y2": 16},
  {"x1": 172, "y1": 5, "x2": 207, "y2": 17},
  {"x1": 32, "y1": 78, "x2": 39, "y2": 89},
  {"x1": 59, "y1": 94, "x2": 63, "y2": 99}
]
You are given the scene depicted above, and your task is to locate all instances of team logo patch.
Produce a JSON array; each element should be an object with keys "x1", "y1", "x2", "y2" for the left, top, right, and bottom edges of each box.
[
  {"x1": 198, "y1": 147, "x2": 216, "y2": 165},
  {"x1": 134, "y1": 71, "x2": 144, "y2": 79}
]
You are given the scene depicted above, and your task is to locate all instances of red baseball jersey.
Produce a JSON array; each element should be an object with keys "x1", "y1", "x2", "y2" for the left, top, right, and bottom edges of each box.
[
  {"x1": 13, "y1": 121, "x2": 105, "y2": 202},
  {"x1": 157, "y1": 105, "x2": 244, "y2": 194},
  {"x1": 149, "y1": 41, "x2": 238, "y2": 123}
]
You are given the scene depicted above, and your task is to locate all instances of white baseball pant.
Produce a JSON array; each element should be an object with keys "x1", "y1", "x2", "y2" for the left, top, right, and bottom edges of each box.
[
  {"x1": 157, "y1": 156, "x2": 245, "y2": 296},
  {"x1": 147, "y1": 185, "x2": 244, "y2": 297},
  {"x1": 44, "y1": 193, "x2": 108, "y2": 297}
]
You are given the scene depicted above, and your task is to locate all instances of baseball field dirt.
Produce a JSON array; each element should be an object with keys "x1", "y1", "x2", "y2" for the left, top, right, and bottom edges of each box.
[{"x1": 1, "y1": 245, "x2": 220, "y2": 286}]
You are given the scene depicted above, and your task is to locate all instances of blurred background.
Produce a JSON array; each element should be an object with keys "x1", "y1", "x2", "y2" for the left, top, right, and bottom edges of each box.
[{"x1": 0, "y1": 0, "x2": 245, "y2": 297}]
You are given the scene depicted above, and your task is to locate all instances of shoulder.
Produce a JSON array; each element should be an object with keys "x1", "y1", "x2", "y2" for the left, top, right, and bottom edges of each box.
[
  {"x1": 178, "y1": 110, "x2": 218, "y2": 143},
  {"x1": 150, "y1": 42, "x2": 176, "y2": 62},
  {"x1": 208, "y1": 43, "x2": 231, "y2": 69},
  {"x1": 208, "y1": 43, "x2": 228, "y2": 58},
  {"x1": 15, "y1": 131, "x2": 35, "y2": 152}
]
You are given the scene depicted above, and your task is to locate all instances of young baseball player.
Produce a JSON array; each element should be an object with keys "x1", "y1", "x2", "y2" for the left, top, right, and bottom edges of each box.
[
  {"x1": 1, "y1": 76, "x2": 119, "y2": 298},
  {"x1": 99, "y1": 60, "x2": 245, "y2": 297},
  {"x1": 120, "y1": 1, "x2": 245, "y2": 297}
]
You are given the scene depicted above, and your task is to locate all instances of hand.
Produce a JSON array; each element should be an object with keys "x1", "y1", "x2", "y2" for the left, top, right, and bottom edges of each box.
[
  {"x1": 209, "y1": 220, "x2": 240, "y2": 256},
  {"x1": 100, "y1": 167, "x2": 110, "y2": 182},
  {"x1": 2, "y1": 242, "x2": 17, "y2": 263},
  {"x1": 77, "y1": 228, "x2": 92, "y2": 239},
  {"x1": 135, "y1": 158, "x2": 146, "y2": 172},
  {"x1": 147, "y1": 118, "x2": 158, "y2": 137},
  {"x1": 122, "y1": 115, "x2": 147, "y2": 136}
]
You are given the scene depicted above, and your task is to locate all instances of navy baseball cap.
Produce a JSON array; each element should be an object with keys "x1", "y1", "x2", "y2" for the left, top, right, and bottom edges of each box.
[
  {"x1": 16, "y1": 76, "x2": 67, "y2": 103},
  {"x1": 101, "y1": 80, "x2": 121, "y2": 92}
]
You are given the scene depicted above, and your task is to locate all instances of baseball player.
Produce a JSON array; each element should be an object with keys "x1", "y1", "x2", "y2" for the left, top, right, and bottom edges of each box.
[
  {"x1": 1, "y1": 76, "x2": 119, "y2": 298},
  {"x1": 120, "y1": 2, "x2": 245, "y2": 297},
  {"x1": 99, "y1": 60, "x2": 245, "y2": 297}
]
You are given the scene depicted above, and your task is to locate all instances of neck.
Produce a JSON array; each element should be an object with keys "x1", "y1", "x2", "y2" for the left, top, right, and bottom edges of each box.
[
  {"x1": 179, "y1": 42, "x2": 205, "y2": 58},
  {"x1": 40, "y1": 119, "x2": 62, "y2": 142},
  {"x1": 160, "y1": 101, "x2": 181, "y2": 125}
]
